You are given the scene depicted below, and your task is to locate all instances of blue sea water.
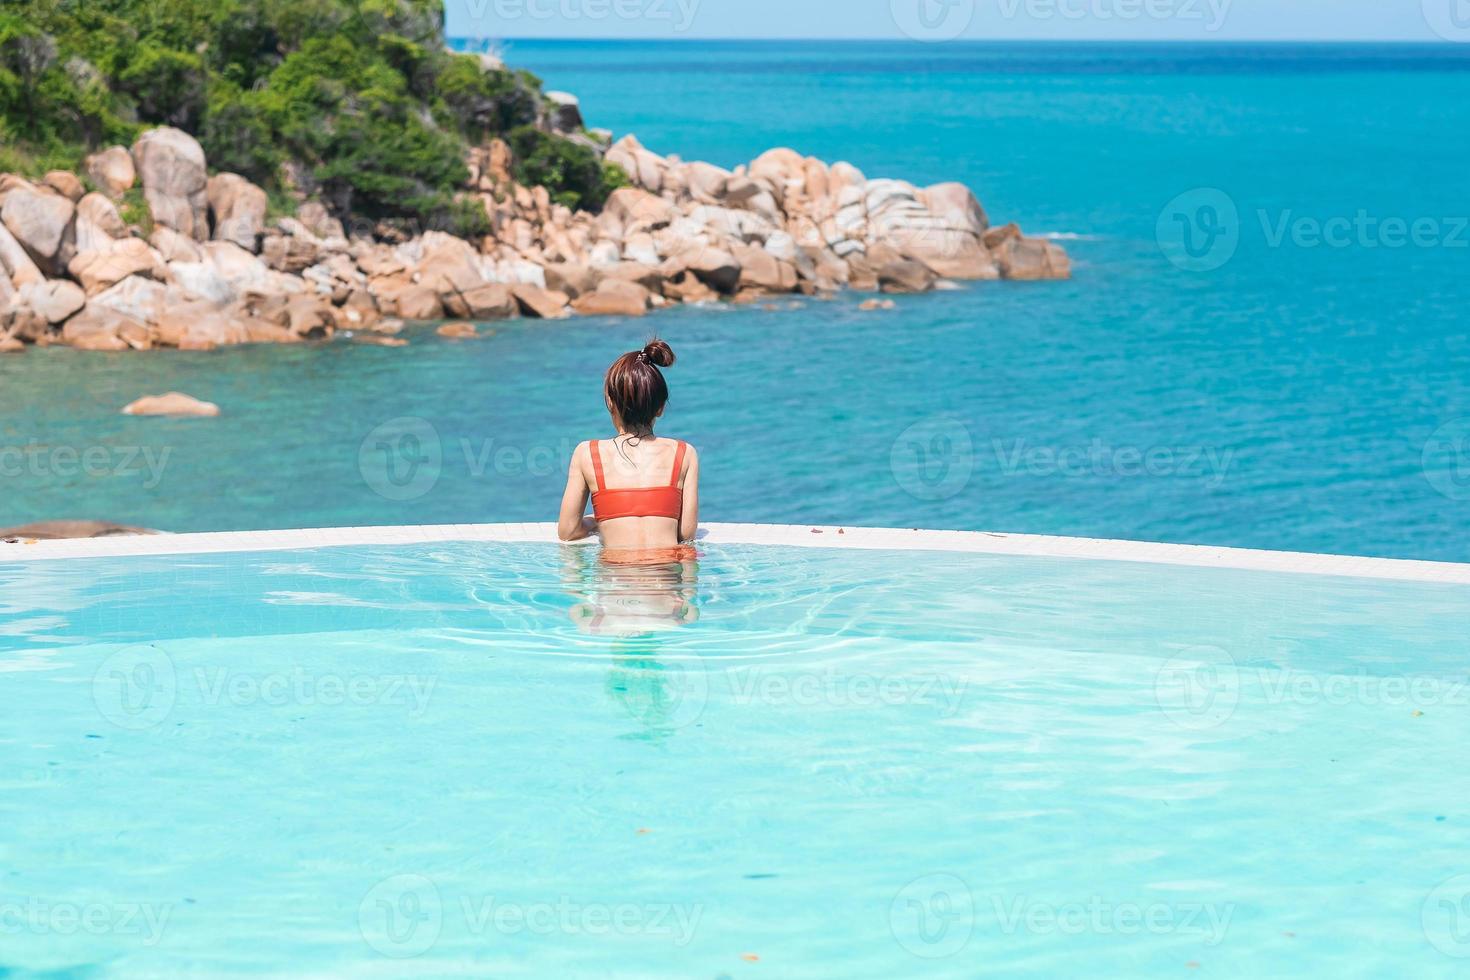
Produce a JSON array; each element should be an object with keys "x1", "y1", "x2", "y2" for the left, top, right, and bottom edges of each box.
[
  {"x1": 3, "y1": 541, "x2": 1469, "y2": 976},
  {"x1": 3, "y1": 42, "x2": 1470, "y2": 560}
]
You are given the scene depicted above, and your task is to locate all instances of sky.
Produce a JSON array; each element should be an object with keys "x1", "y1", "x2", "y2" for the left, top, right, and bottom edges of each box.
[{"x1": 444, "y1": 0, "x2": 1464, "y2": 42}]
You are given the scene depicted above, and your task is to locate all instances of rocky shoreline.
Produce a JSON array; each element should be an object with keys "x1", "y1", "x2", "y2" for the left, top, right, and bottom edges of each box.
[{"x1": 1, "y1": 104, "x2": 1068, "y2": 353}]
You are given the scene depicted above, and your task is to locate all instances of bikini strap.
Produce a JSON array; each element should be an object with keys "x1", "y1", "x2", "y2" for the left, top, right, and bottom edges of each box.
[
  {"x1": 589, "y1": 440, "x2": 606, "y2": 492},
  {"x1": 668, "y1": 440, "x2": 688, "y2": 487}
]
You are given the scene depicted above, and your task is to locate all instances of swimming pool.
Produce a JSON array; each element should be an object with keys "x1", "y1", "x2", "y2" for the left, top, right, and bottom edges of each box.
[{"x1": 3, "y1": 526, "x2": 1469, "y2": 977}]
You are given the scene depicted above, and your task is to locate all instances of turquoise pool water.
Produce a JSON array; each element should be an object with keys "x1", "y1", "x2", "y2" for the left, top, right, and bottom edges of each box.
[
  {"x1": 4, "y1": 43, "x2": 1470, "y2": 560},
  {"x1": 4, "y1": 541, "x2": 1469, "y2": 976}
]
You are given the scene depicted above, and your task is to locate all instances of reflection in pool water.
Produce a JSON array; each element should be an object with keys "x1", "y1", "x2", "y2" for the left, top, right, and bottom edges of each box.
[{"x1": 563, "y1": 546, "x2": 704, "y2": 738}]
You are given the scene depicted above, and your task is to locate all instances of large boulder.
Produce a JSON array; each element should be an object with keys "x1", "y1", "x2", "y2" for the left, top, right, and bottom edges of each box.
[
  {"x1": 599, "y1": 262, "x2": 664, "y2": 294},
  {"x1": 283, "y1": 295, "x2": 335, "y2": 338},
  {"x1": 0, "y1": 520, "x2": 156, "y2": 539},
  {"x1": 15, "y1": 279, "x2": 86, "y2": 324},
  {"x1": 150, "y1": 225, "x2": 203, "y2": 264},
  {"x1": 74, "y1": 193, "x2": 128, "y2": 253},
  {"x1": 542, "y1": 261, "x2": 597, "y2": 299},
  {"x1": 748, "y1": 147, "x2": 806, "y2": 195},
  {"x1": 510, "y1": 283, "x2": 570, "y2": 319},
  {"x1": 67, "y1": 238, "x2": 166, "y2": 294},
  {"x1": 260, "y1": 233, "x2": 318, "y2": 273},
  {"x1": 42, "y1": 171, "x2": 84, "y2": 202},
  {"x1": 603, "y1": 187, "x2": 679, "y2": 235},
  {"x1": 445, "y1": 283, "x2": 517, "y2": 320},
  {"x1": 605, "y1": 135, "x2": 669, "y2": 193},
  {"x1": 0, "y1": 221, "x2": 44, "y2": 287},
  {"x1": 571, "y1": 279, "x2": 650, "y2": 317},
  {"x1": 685, "y1": 162, "x2": 732, "y2": 204},
  {"x1": 61, "y1": 305, "x2": 150, "y2": 351},
  {"x1": 730, "y1": 242, "x2": 797, "y2": 293},
  {"x1": 415, "y1": 238, "x2": 485, "y2": 295},
  {"x1": 207, "y1": 173, "x2": 268, "y2": 252},
  {"x1": 88, "y1": 275, "x2": 168, "y2": 326},
  {"x1": 296, "y1": 201, "x2": 344, "y2": 240},
  {"x1": 923, "y1": 182, "x2": 989, "y2": 236},
  {"x1": 0, "y1": 183, "x2": 76, "y2": 273},
  {"x1": 153, "y1": 300, "x2": 250, "y2": 350},
  {"x1": 853, "y1": 244, "x2": 937, "y2": 294},
  {"x1": 121, "y1": 392, "x2": 219, "y2": 416},
  {"x1": 199, "y1": 241, "x2": 272, "y2": 297},
  {"x1": 877, "y1": 257, "x2": 938, "y2": 293},
  {"x1": 661, "y1": 245, "x2": 741, "y2": 294},
  {"x1": 85, "y1": 146, "x2": 137, "y2": 199},
  {"x1": 985, "y1": 224, "x2": 1071, "y2": 281},
  {"x1": 393, "y1": 285, "x2": 444, "y2": 321},
  {"x1": 544, "y1": 91, "x2": 584, "y2": 132},
  {"x1": 131, "y1": 127, "x2": 210, "y2": 241}
]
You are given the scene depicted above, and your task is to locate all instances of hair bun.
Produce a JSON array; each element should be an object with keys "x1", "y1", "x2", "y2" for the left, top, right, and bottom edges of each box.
[{"x1": 641, "y1": 339, "x2": 675, "y2": 368}]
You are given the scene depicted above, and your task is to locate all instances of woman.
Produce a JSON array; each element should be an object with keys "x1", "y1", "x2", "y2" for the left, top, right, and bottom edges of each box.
[{"x1": 558, "y1": 339, "x2": 700, "y2": 551}]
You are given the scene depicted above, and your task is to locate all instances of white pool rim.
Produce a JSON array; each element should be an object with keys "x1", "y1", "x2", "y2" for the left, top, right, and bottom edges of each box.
[{"x1": 1, "y1": 523, "x2": 1467, "y2": 585}]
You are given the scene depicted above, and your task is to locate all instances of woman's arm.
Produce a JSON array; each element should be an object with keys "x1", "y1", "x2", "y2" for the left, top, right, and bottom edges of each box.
[
  {"x1": 558, "y1": 443, "x2": 597, "y2": 542},
  {"x1": 678, "y1": 445, "x2": 700, "y2": 543}
]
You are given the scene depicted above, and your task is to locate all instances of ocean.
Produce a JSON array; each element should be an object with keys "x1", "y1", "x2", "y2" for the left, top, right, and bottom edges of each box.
[{"x1": 3, "y1": 41, "x2": 1468, "y2": 561}]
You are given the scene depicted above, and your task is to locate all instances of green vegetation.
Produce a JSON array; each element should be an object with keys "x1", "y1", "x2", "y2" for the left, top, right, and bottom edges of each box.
[
  {"x1": 508, "y1": 125, "x2": 627, "y2": 212},
  {"x1": 117, "y1": 187, "x2": 153, "y2": 237},
  {"x1": 1, "y1": 0, "x2": 623, "y2": 230}
]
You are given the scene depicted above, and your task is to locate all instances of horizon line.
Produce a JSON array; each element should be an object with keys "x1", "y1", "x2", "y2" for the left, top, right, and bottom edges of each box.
[{"x1": 447, "y1": 35, "x2": 1465, "y2": 45}]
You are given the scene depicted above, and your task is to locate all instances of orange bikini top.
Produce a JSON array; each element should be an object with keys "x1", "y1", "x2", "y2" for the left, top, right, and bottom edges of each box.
[{"x1": 590, "y1": 439, "x2": 688, "y2": 522}]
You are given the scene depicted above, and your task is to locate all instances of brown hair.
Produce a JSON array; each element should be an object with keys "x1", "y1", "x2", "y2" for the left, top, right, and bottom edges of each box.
[{"x1": 604, "y1": 339, "x2": 676, "y2": 433}]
